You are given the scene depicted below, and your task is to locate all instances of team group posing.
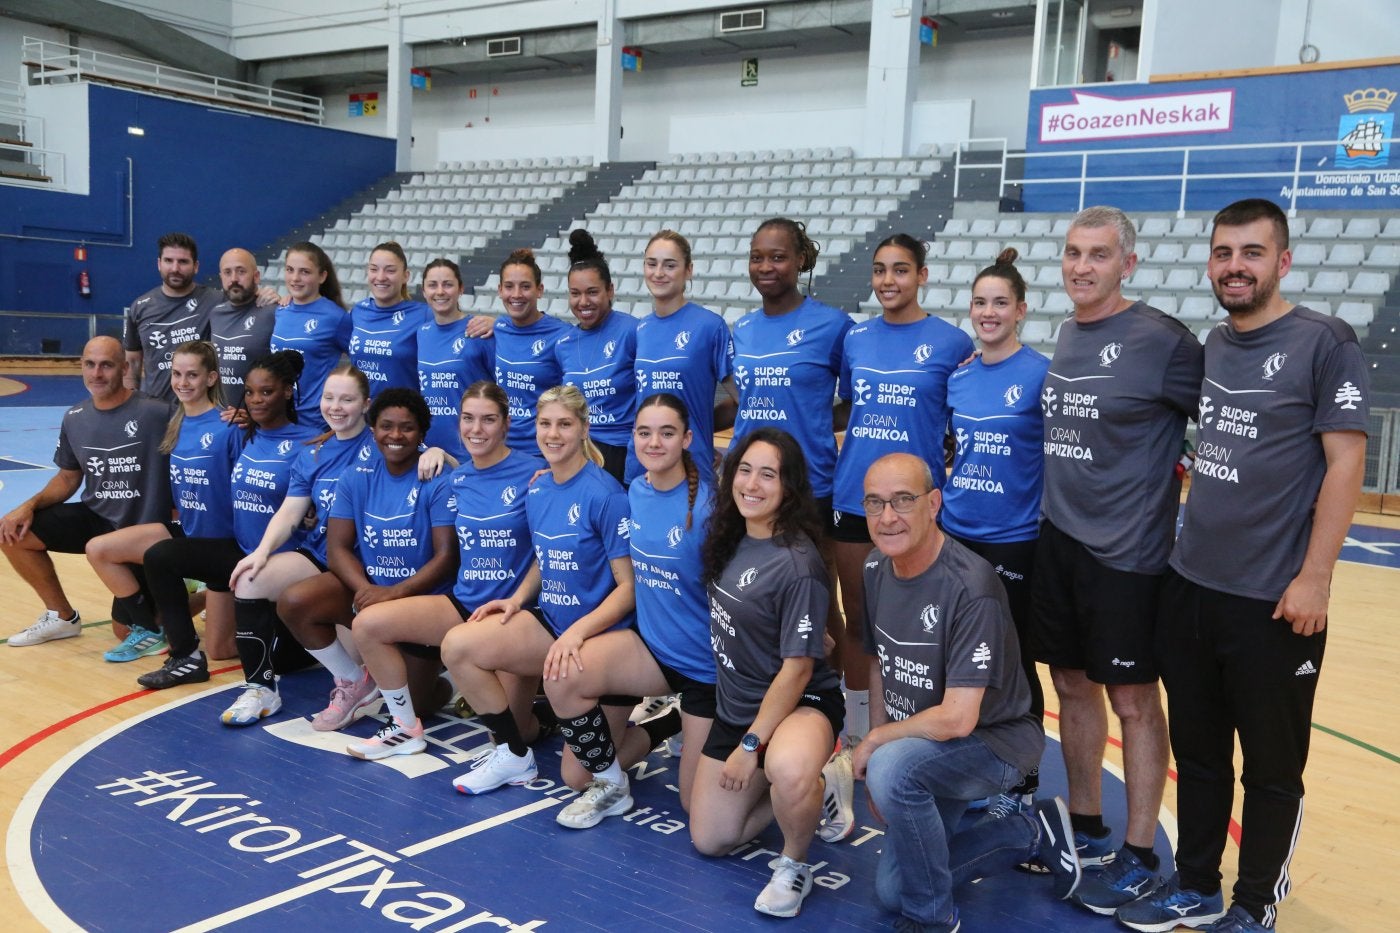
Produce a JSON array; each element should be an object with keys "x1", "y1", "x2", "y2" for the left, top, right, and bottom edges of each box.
[{"x1": 0, "y1": 199, "x2": 1366, "y2": 933}]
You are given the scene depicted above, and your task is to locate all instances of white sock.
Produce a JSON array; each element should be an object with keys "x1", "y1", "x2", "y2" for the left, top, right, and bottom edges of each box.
[
  {"x1": 381, "y1": 685, "x2": 416, "y2": 726},
  {"x1": 596, "y1": 758, "x2": 625, "y2": 786},
  {"x1": 308, "y1": 642, "x2": 361, "y2": 682},
  {"x1": 843, "y1": 687, "x2": 869, "y2": 743}
]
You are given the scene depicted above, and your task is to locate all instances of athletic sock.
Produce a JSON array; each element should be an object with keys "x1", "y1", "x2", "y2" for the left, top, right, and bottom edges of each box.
[
  {"x1": 1011, "y1": 766, "x2": 1039, "y2": 797},
  {"x1": 1124, "y1": 842, "x2": 1158, "y2": 870},
  {"x1": 595, "y1": 758, "x2": 625, "y2": 786},
  {"x1": 234, "y1": 597, "x2": 278, "y2": 689},
  {"x1": 1070, "y1": 812, "x2": 1107, "y2": 836},
  {"x1": 114, "y1": 593, "x2": 157, "y2": 633},
  {"x1": 842, "y1": 685, "x2": 869, "y2": 743},
  {"x1": 561, "y1": 705, "x2": 616, "y2": 775},
  {"x1": 307, "y1": 641, "x2": 362, "y2": 683},
  {"x1": 640, "y1": 707, "x2": 681, "y2": 749},
  {"x1": 477, "y1": 709, "x2": 528, "y2": 756},
  {"x1": 381, "y1": 685, "x2": 416, "y2": 726}
]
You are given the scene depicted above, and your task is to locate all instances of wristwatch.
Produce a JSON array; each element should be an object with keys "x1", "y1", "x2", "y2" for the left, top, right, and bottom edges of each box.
[{"x1": 740, "y1": 732, "x2": 765, "y2": 754}]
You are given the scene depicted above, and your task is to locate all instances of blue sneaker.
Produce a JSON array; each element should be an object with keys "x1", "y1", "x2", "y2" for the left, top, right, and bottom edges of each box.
[
  {"x1": 1031, "y1": 797, "x2": 1081, "y2": 900},
  {"x1": 1202, "y1": 906, "x2": 1270, "y2": 932},
  {"x1": 894, "y1": 908, "x2": 959, "y2": 933},
  {"x1": 1116, "y1": 874, "x2": 1226, "y2": 931},
  {"x1": 1076, "y1": 827, "x2": 1116, "y2": 866},
  {"x1": 104, "y1": 625, "x2": 167, "y2": 662},
  {"x1": 1072, "y1": 847, "x2": 1157, "y2": 915}
]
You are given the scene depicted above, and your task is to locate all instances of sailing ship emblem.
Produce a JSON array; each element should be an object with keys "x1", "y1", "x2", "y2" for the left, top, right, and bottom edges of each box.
[{"x1": 1335, "y1": 88, "x2": 1394, "y2": 169}]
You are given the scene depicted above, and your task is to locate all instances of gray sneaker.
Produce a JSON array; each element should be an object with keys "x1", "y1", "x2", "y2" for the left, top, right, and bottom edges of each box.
[
  {"x1": 8, "y1": 610, "x2": 81, "y2": 647},
  {"x1": 555, "y1": 776, "x2": 632, "y2": 829}
]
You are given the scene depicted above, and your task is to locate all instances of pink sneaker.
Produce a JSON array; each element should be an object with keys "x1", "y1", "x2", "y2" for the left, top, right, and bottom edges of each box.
[{"x1": 311, "y1": 669, "x2": 379, "y2": 732}]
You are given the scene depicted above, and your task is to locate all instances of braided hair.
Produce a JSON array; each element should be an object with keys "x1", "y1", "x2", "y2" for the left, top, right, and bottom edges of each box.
[{"x1": 636, "y1": 392, "x2": 700, "y2": 530}]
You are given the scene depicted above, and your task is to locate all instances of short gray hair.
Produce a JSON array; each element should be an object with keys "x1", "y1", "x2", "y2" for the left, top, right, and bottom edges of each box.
[{"x1": 1068, "y1": 205, "x2": 1136, "y2": 257}]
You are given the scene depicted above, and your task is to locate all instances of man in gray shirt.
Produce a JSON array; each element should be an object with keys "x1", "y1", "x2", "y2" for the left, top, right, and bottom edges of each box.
[
  {"x1": 123, "y1": 232, "x2": 222, "y2": 401},
  {"x1": 855, "y1": 452, "x2": 1079, "y2": 933},
  {"x1": 1031, "y1": 206, "x2": 1203, "y2": 913},
  {"x1": 2, "y1": 337, "x2": 173, "y2": 647},
  {"x1": 1115, "y1": 199, "x2": 1368, "y2": 933},
  {"x1": 208, "y1": 248, "x2": 276, "y2": 408}
]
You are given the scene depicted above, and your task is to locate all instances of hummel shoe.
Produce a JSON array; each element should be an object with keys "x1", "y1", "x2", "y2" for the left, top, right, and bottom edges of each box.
[
  {"x1": 1073, "y1": 847, "x2": 1158, "y2": 914},
  {"x1": 817, "y1": 746, "x2": 856, "y2": 842},
  {"x1": 1030, "y1": 797, "x2": 1082, "y2": 900},
  {"x1": 8, "y1": 610, "x2": 82, "y2": 647},
  {"x1": 138, "y1": 653, "x2": 210, "y2": 689},
  {"x1": 311, "y1": 669, "x2": 380, "y2": 731},
  {"x1": 452, "y1": 745, "x2": 537, "y2": 794},
  {"x1": 221, "y1": 684, "x2": 282, "y2": 726},
  {"x1": 1202, "y1": 905, "x2": 1270, "y2": 932},
  {"x1": 347, "y1": 717, "x2": 426, "y2": 760},
  {"x1": 754, "y1": 855, "x2": 815, "y2": 917},
  {"x1": 1116, "y1": 874, "x2": 1226, "y2": 931},
  {"x1": 104, "y1": 625, "x2": 167, "y2": 662},
  {"x1": 556, "y1": 776, "x2": 633, "y2": 829},
  {"x1": 1076, "y1": 827, "x2": 1117, "y2": 867}
]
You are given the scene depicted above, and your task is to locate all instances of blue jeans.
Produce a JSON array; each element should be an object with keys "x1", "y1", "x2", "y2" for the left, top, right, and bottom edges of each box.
[{"x1": 866, "y1": 735, "x2": 1037, "y2": 924}]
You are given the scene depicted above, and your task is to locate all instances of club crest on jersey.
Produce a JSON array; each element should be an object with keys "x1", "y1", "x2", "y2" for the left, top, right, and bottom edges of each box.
[
  {"x1": 921, "y1": 604, "x2": 940, "y2": 633},
  {"x1": 87, "y1": 456, "x2": 105, "y2": 476},
  {"x1": 666, "y1": 525, "x2": 684, "y2": 548},
  {"x1": 358, "y1": 444, "x2": 373, "y2": 461},
  {"x1": 348, "y1": 335, "x2": 361, "y2": 355},
  {"x1": 124, "y1": 420, "x2": 140, "y2": 438},
  {"x1": 1262, "y1": 352, "x2": 1287, "y2": 380},
  {"x1": 148, "y1": 332, "x2": 167, "y2": 349},
  {"x1": 1198, "y1": 395, "x2": 1215, "y2": 426},
  {"x1": 954, "y1": 428, "x2": 969, "y2": 457},
  {"x1": 200, "y1": 432, "x2": 214, "y2": 450},
  {"x1": 185, "y1": 298, "x2": 199, "y2": 313},
  {"x1": 406, "y1": 487, "x2": 418, "y2": 508},
  {"x1": 362, "y1": 526, "x2": 378, "y2": 546},
  {"x1": 1040, "y1": 386, "x2": 1058, "y2": 416},
  {"x1": 278, "y1": 440, "x2": 294, "y2": 456},
  {"x1": 304, "y1": 318, "x2": 319, "y2": 334},
  {"x1": 785, "y1": 329, "x2": 804, "y2": 347},
  {"x1": 244, "y1": 315, "x2": 257, "y2": 331},
  {"x1": 1004, "y1": 384, "x2": 1023, "y2": 407},
  {"x1": 567, "y1": 503, "x2": 581, "y2": 525},
  {"x1": 453, "y1": 337, "x2": 467, "y2": 354},
  {"x1": 603, "y1": 340, "x2": 617, "y2": 359},
  {"x1": 617, "y1": 516, "x2": 631, "y2": 539},
  {"x1": 392, "y1": 310, "x2": 406, "y2": 326},
  {"x1": 531, "y1": 339, "x2": 547, "y2": 357},
  {"x1": 737, "y1": 567, "x2": 758, "y2": 589},
  {"x1": 852, "y1": 378, "x2": 872, "y2": 405},
  {"x1": 1099, "y1": 342, "x2": 1123, "y2": 368},
  {"x1": 674, "y1": 331, "x2": 691, "y2": 350},
  {"x1": 914, "y1": 344, "x2": 933, "y2": 364},
  {"x1": 501, "y1": 485, "x2": 518, "y2": 506}
]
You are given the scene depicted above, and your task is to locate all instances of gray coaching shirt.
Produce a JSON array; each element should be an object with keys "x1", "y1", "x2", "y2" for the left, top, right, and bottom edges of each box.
[
  {"x1": 1041, "y1": 301, "x2": 1203, "y2": 574},
  {"x1": 123, "y1": 284, "x2": 221, "y2": 401},
  {"x1": 209, "y1": 299, "x2": 276, "y2": 407},
  {"x1": 54, "y1": 392, "x2": 174, "y2": 527},
  {"x1": 1171, "y1": 307, "x2": 1369, "y2": 602},
  {"x1": 707, "y1": 534, "x2": 842, "y2": 727},
  {"x1": 863, "y1": 536, "x2": 1044, "y2": 776}
]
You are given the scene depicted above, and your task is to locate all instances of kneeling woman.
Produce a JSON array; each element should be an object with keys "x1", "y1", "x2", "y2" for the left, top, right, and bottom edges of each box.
[
  {"x1": 543, "y1": 392, "x2": 715, "y2": 830},
  {"x1": 689, "y1": 427, "x2": 844, "y2": 919},
  {"x1": 441, "y1": 384, "x2": 636, "y2": 796}
]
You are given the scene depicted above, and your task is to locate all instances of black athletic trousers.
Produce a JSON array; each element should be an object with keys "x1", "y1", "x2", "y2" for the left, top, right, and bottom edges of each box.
[
  {"x1": 1156, "y1": 569, "x2": 1324, "y2": 926},
  {"x1": 143, "y1": 535, "x2": 245, "y2": 658},
  {"x1": 949, "y1": 533, "x2": 1044, "y2": 721}
]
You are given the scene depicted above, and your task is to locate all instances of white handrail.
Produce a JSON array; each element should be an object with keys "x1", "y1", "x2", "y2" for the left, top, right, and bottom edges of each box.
[{"x1": 0, "y1": 140, "x2": 65, "y2": 187}]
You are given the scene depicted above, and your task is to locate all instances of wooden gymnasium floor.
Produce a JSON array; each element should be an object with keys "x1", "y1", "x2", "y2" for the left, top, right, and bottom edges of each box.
[{"x1": 0, "y1": 366, "x2": 1397, "y2": 931}]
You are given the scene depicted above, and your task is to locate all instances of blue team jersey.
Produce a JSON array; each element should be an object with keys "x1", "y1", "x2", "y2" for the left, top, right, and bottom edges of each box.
[
  {"x1": 286, "y1": 425, "x2": 379, "y2": 564},
  {"x1": 417, "y1": 316, "x2": 495, "y2": 460},
  {"x1": 628, "y1": 476, "x2": 717, "y2": 683},
  {"x1": 330, "y1": 462, "x2": 455, "y2": 592},
  {"x1": 554, "y1": 309, "x2": 639, "y2": 447},
  {"x1": 941, "y1": 346, "x2": 1051, "y2": 544},
  {"x1": 229, "y1": 421, "x2": 322, "y2": 554},
  {"x1": 494, "y1": 314, "x2": 570, "y2": 455},
  {"x1": 525, "y1": 461, "x2": 634, "y2": 636},
  {"x1": 833, "y1": 315, "x2": 975, "y2": 514},
  {"x1": 350, "y1": 298, "x2": 427, "y2": 392},
  {"x1": 634, "y1": 302, "x2": 734, "y2": 484},
  {"x1": 448, "y1": 452, "x2": 537, "y2": 609},
  {"x1": 270, "y1": 297, "x2": 353, "y2": 429},
  {"x1": 731, "y1": 297, "x2": 852, "y2": 497},
  {"x1": 169, "y1": 408, "x2": 238, "y2": 538}
]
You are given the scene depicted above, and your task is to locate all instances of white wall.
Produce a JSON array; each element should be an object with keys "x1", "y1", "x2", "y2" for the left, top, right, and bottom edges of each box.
[
  {"x1": 23, "y1": 83, "x2": 90, "y2": 193},
  {"x1": 1148, "y1": 0, "x2": 1278, "y2": 76},
  {"x1": 918, "y1": 32, "x2": 1034, "y2": 149},
  {"x1": 1272, "y1": 0, "x2": 1400, "y2": 66}
]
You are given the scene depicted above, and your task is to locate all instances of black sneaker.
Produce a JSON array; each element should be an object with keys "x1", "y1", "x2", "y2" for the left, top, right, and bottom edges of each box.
[{"x1": 138, "y1": 653, "x2": 210, "y2": 689}]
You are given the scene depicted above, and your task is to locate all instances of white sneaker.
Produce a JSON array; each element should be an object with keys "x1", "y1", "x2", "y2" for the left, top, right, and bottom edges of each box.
[
  {"x1": 220, "y1": 684, "x2": 282, "y2": 726},
  {"x1": 754, "y1": 855, "x2": 814, "y2": 917},
  {"x1": 629, "y1": 694, "x2": 676, "y2": 724},
  {"x1": 347, "y1": 718, "x2": 426, "y2": 760},
  {"x1": 818, "y1": 747, "x2": 855, "y2": 842},
  {"x1": 556, "y1": 776, "x2": 633, "y2": 829},
  {"x1": 452, "y1": 745, "x2": 537, "y2": 795},
  {"x1": 8, "y1": 610, "x2": 81, "y2": 647}
]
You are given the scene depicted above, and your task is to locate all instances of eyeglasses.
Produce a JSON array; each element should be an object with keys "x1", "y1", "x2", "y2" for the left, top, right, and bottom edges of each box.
[{"x1": 860, "y1": 492, "x2": 929, "y2": 517}]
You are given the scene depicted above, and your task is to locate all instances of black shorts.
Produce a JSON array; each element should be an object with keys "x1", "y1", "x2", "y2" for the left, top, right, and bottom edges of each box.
[
  {"x1": 828, "y1": 509, "x2": 872, "y2": 544},
  {"x1": 164, "y1": 521, "x2": 185, "y2": 539},
  {"x1": 1029, "y1": 520, "x2": 1160, "y2": 684},
  {"x1": 27, "y1": 502, "x2": 116, "y2": 553},
  {"x1": 294, "y1": 547, "x2": 329, "y2": 574},
  {"x1": 701, "y1": 686, "x2": 844, "y2": 763},
  {"x1": 652, "y1": 656, "x2": 718, "y2": 720},
  {"x1": 594, "y1": 440, "x2": 628, "y2": 487},
  {"x1": 814, "y1": 495, "x2": 840, "y2": 536}
]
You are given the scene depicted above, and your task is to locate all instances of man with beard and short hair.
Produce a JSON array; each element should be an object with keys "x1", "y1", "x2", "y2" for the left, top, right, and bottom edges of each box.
[
  {"x1": 1114, "y1": 198, "x2": 1367, "y2": 933},
  {"x1": 208, "y1": 248, "x2": 276, "y2": 408},
  {"x1": 123, "y1": 232, "x2": 221, "y2": 401}
]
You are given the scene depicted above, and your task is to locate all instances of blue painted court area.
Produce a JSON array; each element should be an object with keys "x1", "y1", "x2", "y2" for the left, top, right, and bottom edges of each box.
[
  {"x1": 13, "y1": 672, "x2": 1162, "y2": 933},
  {"x1": 0, "y1": 375, "x2": 84, "y2": 407}
]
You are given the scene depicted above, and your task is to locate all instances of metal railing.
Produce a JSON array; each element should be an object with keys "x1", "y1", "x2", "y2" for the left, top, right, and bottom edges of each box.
[
  {"x1": 1368, "y1": 408, "x2": 1400, "y2": 498},
  {"x1": 21, "y1": 36, "x2": 324, "y2": 124},
  {"x1": 953, "y1": 136, "x2": 1400, "y2": 217},
  {"x1": 0, "y1": 140, "x2": 63, "y2": 188}
]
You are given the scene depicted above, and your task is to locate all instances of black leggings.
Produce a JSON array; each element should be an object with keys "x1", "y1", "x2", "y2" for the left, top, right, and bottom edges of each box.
[
  {"x1": 948, "y1": 533, "x2": 1044, "y2": 721},
  {"x1": 144, "y1": 536, "x2": 244, "y2": 658}
]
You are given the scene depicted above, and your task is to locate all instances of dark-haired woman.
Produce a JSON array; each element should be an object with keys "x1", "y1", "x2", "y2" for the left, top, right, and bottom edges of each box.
[
  {"x1": 139, "y1": 351, "x2": 322, "y2": 721},
  {"x1": 830, "y1": 234, "x2": 974, "y2": 755},
  {"x1": 689, "y1": 427, "x2": 844, "y2": 920},
  {"x1": 543, "y1": 393, "x2": 714, "y2": 829},
  {"x1": 418, "y1": 259, "x2": 494, "y2": 461},
  {"x1": 351, "y1": 242, "x2": 429, "y2": 393},
  {"x1": 942, "y1": 248, "x2": 1049, "y2": 812},
  {"x1": 271, "y1": 242, "x2": 353, "y2": 428},
  {"x1": 555, "y1": 229, "x2": 639, "y2": 484},
  {"x1": 492, "y1": 248, "x2": 569, "y2": 461}
]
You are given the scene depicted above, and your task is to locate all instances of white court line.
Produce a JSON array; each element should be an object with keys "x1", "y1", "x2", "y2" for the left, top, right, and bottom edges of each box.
[
  {"x1": 396, "y1": 797, "x2": 565, "y2": 857},
  {"x1": 170, "y1": 859, "x2": 387, "y2": 933}
]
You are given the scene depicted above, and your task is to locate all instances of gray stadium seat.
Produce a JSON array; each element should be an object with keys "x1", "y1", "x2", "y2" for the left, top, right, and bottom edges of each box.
[{"x1": 1335, "y1": 302, "x2": 1374, "y2": 327}]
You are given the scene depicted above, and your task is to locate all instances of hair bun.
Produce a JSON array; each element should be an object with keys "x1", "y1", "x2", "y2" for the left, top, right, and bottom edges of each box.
[
  {"x1": 507, "y1": 247, "x2": 535, "y2": 264},
  {"x1": 568, "y1": 228, "x2": 603, "y2": 265},
  {"x1": 996, "y1": 247, "x2": 1019, "y2": 266}
]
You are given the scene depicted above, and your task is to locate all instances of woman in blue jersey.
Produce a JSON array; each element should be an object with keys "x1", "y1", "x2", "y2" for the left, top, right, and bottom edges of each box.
[
  {"x1": 86, "y1": 341, "x2": 238, "y2": 671},
  {"x1": 417, "y1": 258, "x2": 494, "y2": 461},
  {"x1": 542, "y1": 392, "x2": 714, "y2": 830},
  {"x1": 830, "y1": 233, "x2": 975, "y2": 746},
  {"x1": 270, "y1": 242, "x2": 352, "y2": 429},
  {"x1": 442, "y1": 384, "x2": 635, "y2": 796},
  {"x1": 349, "y1": 242, "x2": 428, "y2": 393},
  {"x1": 139, "y1": 351, "x2": 322, "y2": 724},
  {"x1": 635, "y1": 230, "x2": 735, "y2": 483},
  {"x1": 554, "y1": 229, "x2": 638, "y2": 484},
  {"x1": 941, "y1": 248, "x2": 1049, "y2": 809},
  {"x1": 349, "y1": 381, "x2": 537, "y2": 760},
  {"x1": 491, "y1": 248, "x2": 569, "y2": 460}
]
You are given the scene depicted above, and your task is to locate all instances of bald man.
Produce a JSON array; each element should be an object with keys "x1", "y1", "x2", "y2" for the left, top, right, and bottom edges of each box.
[
  {"x1": 2, "y1": 337, "x2": 173, "y2": 646},
  {"x1": 208, "y1": 248, "x2": 276, "y2": 408}
]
